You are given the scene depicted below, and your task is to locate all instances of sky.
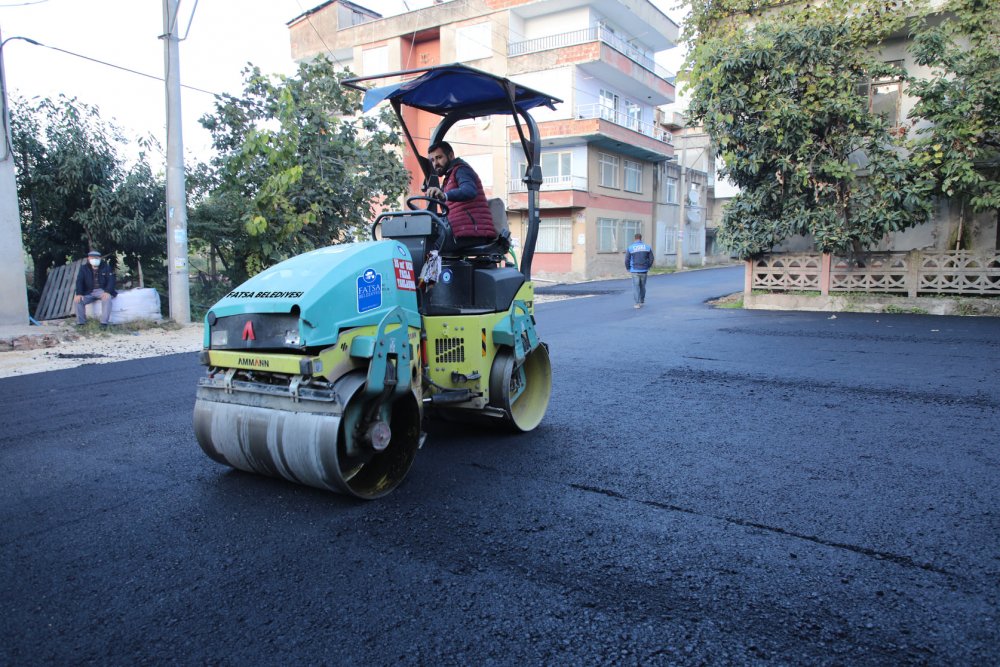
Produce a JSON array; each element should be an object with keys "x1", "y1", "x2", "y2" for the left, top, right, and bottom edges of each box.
[{"x1": 1, "y1": 0, "x2": 686, "y2": 168}]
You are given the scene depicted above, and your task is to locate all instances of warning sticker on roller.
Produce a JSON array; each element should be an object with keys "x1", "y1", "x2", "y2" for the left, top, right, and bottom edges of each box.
[{"x1": 393, "y1": 258, "x2": 416, "y2": 291}]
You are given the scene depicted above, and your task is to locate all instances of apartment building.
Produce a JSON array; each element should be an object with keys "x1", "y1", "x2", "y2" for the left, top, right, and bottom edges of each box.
[{"x1": 288, "y1": 0, "x2": 680, "y2": 280}]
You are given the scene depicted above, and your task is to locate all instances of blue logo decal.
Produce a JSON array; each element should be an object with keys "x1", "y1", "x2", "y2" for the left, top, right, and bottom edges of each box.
[
  {"x1": 357, "y1": 268, "x2": 382, "y2": 313},
  {"x1": 441, "y1": 269, "x2": 453, "y2": 284}
]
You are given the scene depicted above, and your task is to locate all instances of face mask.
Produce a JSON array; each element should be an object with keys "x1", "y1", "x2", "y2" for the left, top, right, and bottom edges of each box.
[{"x1": 89, "y1": 258, "x2": 100, "y2": 267}]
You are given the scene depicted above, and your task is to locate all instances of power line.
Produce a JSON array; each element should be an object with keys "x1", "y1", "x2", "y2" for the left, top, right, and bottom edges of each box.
[{"x1": 4, "y1": 36, "x2": 220, "y2": 96}]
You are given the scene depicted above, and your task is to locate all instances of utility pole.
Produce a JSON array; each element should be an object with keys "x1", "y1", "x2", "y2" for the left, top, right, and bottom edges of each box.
[
  {"x1": 675, "y1": 143, "x2": 686, "y2": 271},
  {"x1": 0, "y1": 31, "x2": 30, "y2": 326},
  {"x1": 162, "y1": 0, "x2": 190, "y2": 323}
]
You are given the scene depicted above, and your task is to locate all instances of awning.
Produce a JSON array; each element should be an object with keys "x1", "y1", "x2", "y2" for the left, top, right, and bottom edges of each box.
[{"x1": 356, "y1": 64, "x2": 561, "y2": 116}]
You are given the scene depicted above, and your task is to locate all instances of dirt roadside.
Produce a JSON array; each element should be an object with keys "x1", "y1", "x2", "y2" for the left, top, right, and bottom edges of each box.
[{"x1": 0, "y1": 322, "x2": 203, "y2": 379}]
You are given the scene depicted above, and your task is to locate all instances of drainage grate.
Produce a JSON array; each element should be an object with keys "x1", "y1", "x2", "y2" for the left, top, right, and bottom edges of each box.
[{"x1": 435, "y1": 337, "x2": 465, "y2": 364}]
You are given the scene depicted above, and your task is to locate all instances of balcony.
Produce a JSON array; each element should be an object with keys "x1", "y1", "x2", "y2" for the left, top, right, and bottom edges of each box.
[
  {"x1": 575, "y1": 104, "x2": 672, "y2": 145},
  {"x1": 509, "y1": 174, "x2": 588, "y2": 193},
  {"x1": 510, "y1": 112, "x2": 673, "y2": 163},
  {"x1": 509, "y1": 26, "x2": 673, "y2": 81}
]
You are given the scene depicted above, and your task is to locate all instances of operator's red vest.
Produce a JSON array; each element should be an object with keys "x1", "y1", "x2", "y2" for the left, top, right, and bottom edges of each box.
[{"x1": 443, "y1": 159, "x2": 494, "y2": 238}]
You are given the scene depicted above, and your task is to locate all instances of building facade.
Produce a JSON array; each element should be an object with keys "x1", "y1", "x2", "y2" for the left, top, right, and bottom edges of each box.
[{"x1": 288, "y1": 0, "x2": 680, "y2": 280}]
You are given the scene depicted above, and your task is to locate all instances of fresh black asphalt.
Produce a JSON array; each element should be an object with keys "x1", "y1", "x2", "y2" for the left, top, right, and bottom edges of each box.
[{"x1": 2, "y1": 265, "x2": 998, "y2": 665}]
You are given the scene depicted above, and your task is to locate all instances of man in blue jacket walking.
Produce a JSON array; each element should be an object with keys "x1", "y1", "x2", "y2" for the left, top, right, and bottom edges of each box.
[{"x1": 625, "y1": 233, "x2": 654, "y2": 309}]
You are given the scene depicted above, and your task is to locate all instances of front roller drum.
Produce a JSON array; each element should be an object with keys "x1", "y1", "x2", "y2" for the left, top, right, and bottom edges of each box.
[
  {"x1": 193, "y1": 377, "x2": 420, "y2": 499},
  {"x1": 489, "y1": 344, "x2": 552, "y2": 432}
]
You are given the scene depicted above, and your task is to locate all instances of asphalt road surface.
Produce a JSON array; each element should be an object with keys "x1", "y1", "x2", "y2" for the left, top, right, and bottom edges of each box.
[{"x1": 2, "y1": 266, "x2": 998, "y2": 665}]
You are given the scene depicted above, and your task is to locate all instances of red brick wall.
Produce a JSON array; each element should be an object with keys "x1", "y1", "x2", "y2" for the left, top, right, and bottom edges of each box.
[
  {"x1": 533, "y1": 253, "x2": 573, "y2": 273},
  {"x1": 555, "y1": 43, "x2": 601, "y2": 66}
]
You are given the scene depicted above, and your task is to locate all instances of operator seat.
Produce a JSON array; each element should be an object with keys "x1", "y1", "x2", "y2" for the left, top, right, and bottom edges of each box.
[{"x1": 439, "y1": 197, "x2": 512, "y2": 259}]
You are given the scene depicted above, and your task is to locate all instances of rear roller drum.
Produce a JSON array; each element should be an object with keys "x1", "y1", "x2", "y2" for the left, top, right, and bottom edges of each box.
[{"x1": 488, "y1": 344, "x2": 552, "y2": 432}]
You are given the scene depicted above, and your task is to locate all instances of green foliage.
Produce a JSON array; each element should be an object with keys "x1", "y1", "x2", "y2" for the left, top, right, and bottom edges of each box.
[
  {"x1": 884, "y1": 304, "x2": 928, "y2": 314},
  {"x1": 907, "y1": 0, "x2": 1000, "y2": 233},
  {"x1": 191, "y1": 57, "x2": 410, "y2": 284},
  {"x1": 77, "y1": 143, "x2": 166, "y2": 288},
  {"x1": 684, "y1": 0, "x2": 934, "y2": 259},
  {"x1": 11, "y1": 96, "x2": 166, "y2": 289}
]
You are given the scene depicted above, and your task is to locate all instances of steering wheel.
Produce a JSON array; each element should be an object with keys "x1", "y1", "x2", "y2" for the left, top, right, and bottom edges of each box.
[{"x1": 405, "y1": 195, "x2": 450, "y2": 217}]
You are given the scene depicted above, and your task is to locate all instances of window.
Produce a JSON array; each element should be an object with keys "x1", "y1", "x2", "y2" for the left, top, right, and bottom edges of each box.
[
  {"x1": 624, "y1": 160, "x2": 642, "y2": 193},
  {"x1": 622, "y1": 219, "x2": 642, "y2": 245},
  {"x1": 541, "y1": 151, "x2": 572, "y2": 184},
  {"x1": 362, "y1": 46, "x2": 388, "y2": 75},
  {"x1": 870, "y1": 81, "x2": 902, "y2": 126},
  {"x1": 857, "y1": 60, "x2": 904, "y2": 127},
  {"x1": 515, "y1": 153, "x2": 573, "y2": 190},
  {"x1": 665, "y1": 176, "x2": 678, "y2": 203},
  {"x1": 537, "y1": 218, "x2": 572, "y2": 253},
  {"x1": 339, "y1": 5, "x2": 373, "y2": 27},
  {"x1": 687, "y1": 227, "x2": 703, "y2": 254},
  {"x1": 597, "y1": 218, "x2": 643, "y2": 252},
  {"x1": 599, "y1": 89, "x2": 619, "y2": 122},
  {"x1": 664, "y1": 224, "x2": 677, "y2": 253},
  {"x1": 597, "y1": 218, "x2": 618, "y2": 252},
  {"x1": 456, "y1": 23, "x2": 492, "y2": 62},
  {"x1": 625, "y1": 102, "x2": 641, "y2": 131},
  {"x1": 513, "y1": 161, "x2": 528, "y2": 191},
  {"x1": 599, "y1": 152, "x2": 619, "y2": 188}
]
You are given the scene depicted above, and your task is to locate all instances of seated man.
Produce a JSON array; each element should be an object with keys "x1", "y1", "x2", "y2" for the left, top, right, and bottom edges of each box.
[
  {"x1": 74, "y1": 249, "x2": 117, "y2": 327},
  {"x1": 425, "y1": 141, "x2": 495, "y2": 246}
]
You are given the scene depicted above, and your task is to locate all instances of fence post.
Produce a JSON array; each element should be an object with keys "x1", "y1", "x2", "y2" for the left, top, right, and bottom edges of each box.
[
  {"x1": 907, "y1": 250, "x2": 920, "y2": 297},
  {"x1": 744, "y1": 260, "x2": 753, "y2": 299},
  {"x1": 820, "y1": 253, "x2": 831, "y2": 296}
]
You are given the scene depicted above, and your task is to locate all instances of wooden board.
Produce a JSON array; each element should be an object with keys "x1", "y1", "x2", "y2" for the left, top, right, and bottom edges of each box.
[{"x1": 34, "y1": 260, "x2": 83, "y2": 321}]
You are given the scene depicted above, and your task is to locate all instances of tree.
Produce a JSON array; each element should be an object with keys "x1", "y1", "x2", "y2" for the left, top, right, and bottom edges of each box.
[
  {"x1": 683, "y1": 0, "x2": 933, "y2": 259},
  {"x1": 191, "y1": 57, "x2": 410, "y2": 283},
  {"x1": 77, "y1": 150, "x2": 166, "y2": 288},
  {"x1": 12, "y1": 95, "x2": 118, "y2": 288},
  {"x1": 11, "y1": 96, "x2": 166, "y2": 292},
  {"x1": 907, "y1": 0, "x2": 1000, "y2": 249}
]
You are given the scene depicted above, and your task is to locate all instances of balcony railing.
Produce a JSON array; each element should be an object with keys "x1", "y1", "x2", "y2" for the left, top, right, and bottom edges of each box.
[
  {"x1": 509, "y1": 25, "x2": 673, "y2": 81},
  {"x1": 575, "y1": 103, "x2": 673, "y2": 144},
  {"x1": 508, "y1": 174, "x2": 587, "y2": 193}
]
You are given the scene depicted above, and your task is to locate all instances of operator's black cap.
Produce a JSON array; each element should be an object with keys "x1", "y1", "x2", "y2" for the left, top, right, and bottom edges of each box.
[{"x1": 87, "y1": 250, "x2": 101, "y2": 257}]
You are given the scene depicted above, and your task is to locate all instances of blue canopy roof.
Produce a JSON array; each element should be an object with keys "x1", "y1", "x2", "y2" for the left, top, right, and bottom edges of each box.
[{"x1": 356, "y1": 64, "x2": 561, "y2": 117}]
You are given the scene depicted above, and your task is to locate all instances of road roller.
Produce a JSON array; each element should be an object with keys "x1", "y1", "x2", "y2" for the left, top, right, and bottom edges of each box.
[{"x1": 193, "y1": 64, "x2": 560, "y2": 498}]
